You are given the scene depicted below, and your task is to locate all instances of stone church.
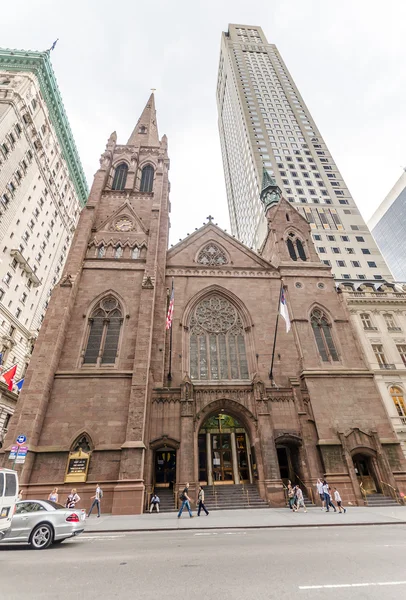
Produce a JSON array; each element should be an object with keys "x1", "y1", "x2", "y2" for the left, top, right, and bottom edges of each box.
[{"x1": 2, "y1": 95, "x2": 405, "y2": 513}]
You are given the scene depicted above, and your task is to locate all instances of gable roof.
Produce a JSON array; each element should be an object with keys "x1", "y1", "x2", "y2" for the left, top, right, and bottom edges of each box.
[
  {"x1": 95, "y1": 201, "x2": 149, "y2": 234},
  {"x1": 167, "y1": 221, "x2": 276, "y2": 270}
]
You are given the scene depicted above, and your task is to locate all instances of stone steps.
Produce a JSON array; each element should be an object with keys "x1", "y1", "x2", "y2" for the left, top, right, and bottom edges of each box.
[
  {"x1": 365, "y1": 493, "x2": 400, "y2": 507},
  {"x1": 150, "y1": 484, "x2": 269, "y2": 512}
]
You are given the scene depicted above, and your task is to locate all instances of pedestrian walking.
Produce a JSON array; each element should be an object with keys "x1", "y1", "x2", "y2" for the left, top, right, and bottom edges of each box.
[
  {"x1": 48, "y1": 487, "x2": 59, "y2": 503},
  {"x1": 287, "y1": 482, "x2": 296, "y2": 510},
  {"x1": 322, "y1": 480, "x2": 336, "y2": 512},
  {"x1": 66, "y1": 488, "x2": 80, "y2": 509},
  {"x1": 295, "y1": 486, "x2": 307, "y2": 512},
  {"x1": 88, "y1": 484, "x2": 103, "y2": 517},
  {"x1": 177, "y1": 482, "x2": 193, "y2": 518},
  {"x1": 197, "y1": 485, "x2": 209, "y2": 516},
  {"x1": 316, "y1": 478, "x2": 325, "y2": 510},
  {"x1": 334, "y1": 488, "x2": 347, "y2": 513},
  {"x1": 149, "y1": 493, "x2": 160, "y2": 513}
]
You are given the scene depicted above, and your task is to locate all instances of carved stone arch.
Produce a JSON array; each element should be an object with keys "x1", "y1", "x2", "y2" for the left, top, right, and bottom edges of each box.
[
  {"x1": 111, "y1": 157, "x2": 131, "y2": 169},
  {"x1": 274, "y1": 432, "x2": 302, "y2": 446},
  {"x1": 195, "y1": 240, "x2": 230, "y2": 266},
  {"x1": 182, "y1": 284, "x2": 254, "y2": 331},
  {"x1": 138, "y1": 158, "x2": 158, "y2": 170},
  {"x1": 195, "y1": 398, "x2": 257, "y2": 437},
  {"x1": 69, "y1": 430, "x2": 95, "y2": 452},
  {"x1": 150, "y1": 436, "x2": 180, "y2": 450},
  {"x1": 86, "y1": 288, "x2": 127, "y2": 318},
  {"x1": 282, "y1": 226, "x2": 308, "y2": 243}
]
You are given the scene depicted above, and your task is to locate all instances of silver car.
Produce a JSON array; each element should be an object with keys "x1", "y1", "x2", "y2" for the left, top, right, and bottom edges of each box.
[{"x1": 0, "y1": 499, "x2": 86, "y2": 549}]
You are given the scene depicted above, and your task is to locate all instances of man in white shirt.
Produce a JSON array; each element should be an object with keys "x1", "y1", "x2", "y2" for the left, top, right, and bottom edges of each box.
[
  {"x1": 316, "y1": 478, "x2": 325, "y2": 510},
  {"x1": 88, "y1": 484, "x2": 102, "y2": 518}
]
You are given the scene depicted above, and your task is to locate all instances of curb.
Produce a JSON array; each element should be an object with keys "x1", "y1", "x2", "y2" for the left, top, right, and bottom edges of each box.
[{"x1": 85, "y1": 520, "x2": 406, "y2": 534}]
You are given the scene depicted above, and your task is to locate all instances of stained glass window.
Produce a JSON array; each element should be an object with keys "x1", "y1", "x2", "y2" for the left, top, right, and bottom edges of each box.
[
  {"x1": 112, "y1": 163, "x2": 128, "y2": 190},
  {"x1": 84, "y1": 296, "x2": 123, "y2": 365},
  {"x1": 311, "y1": 308, "x2": 339, "y2": 362},
  {"x1": 189, "y1": 295, "x2": 249, "y2": 380},
  {"x1": 140, "y1": 165, "x2": 154, "y2": 192}
]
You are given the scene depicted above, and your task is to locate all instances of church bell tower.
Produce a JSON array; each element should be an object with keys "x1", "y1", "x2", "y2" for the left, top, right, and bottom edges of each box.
[{"x1": 1, "y1": 94, "x2": 170, "y2": 514}]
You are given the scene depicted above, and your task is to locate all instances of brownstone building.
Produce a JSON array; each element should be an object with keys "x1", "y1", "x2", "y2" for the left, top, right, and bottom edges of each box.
[{"x1": 2, "y1": 95, "x2": 406, "y2": 513}]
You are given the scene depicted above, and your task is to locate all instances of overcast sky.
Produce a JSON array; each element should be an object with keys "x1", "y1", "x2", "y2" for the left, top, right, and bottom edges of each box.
[{"x1": 2, "y1": 0, "x2": 406, "y2": 245}]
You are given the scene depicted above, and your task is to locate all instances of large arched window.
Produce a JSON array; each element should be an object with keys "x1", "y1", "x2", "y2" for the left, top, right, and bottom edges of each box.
[
  {"x1": 311, "y1": 308, "x2": 339, "y2": 362},
  {"x1": 112, "y1": 163, "x2": 128, "y2": 190},
  {"x1": 189, "y1": 295, "x2": 249, "y2": 380},
  {"x1": 83, "y1": 296, "x2": 123, "y2": 365},
  {"x1": 140, "y1": 165, "x2": 154, "y2": 192},
  {"x1": 286, "y1": 232, "x2": 307, "y2": 262},
  {"x1": 390, "y1": 386, "x2": 406, "y2": 424}
]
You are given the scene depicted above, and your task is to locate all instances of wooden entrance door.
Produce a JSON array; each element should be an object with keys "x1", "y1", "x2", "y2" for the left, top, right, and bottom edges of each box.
[{"x1": 212, "y1": 434, "x2": 233, "y2": 482}]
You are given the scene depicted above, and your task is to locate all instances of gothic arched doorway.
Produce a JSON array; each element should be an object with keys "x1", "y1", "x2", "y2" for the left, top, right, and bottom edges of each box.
[
  {"x1": 275, "y1": 434, "x2": 304, "y2": 487},
  {"x1": 154, "y1": 448, "x2": 177, "y2": 488},
  {"x1": 352, "y1": 453, "x2": 381, "y2": 494},
  {"x1": 198, "y1": 411, "x2": 253, "y2": 485}
]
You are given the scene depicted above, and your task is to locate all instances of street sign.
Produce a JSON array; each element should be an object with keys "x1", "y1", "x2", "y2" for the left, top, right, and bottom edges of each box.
[
  {"x1": 16, "y1": 434, "x2": 26, "y2": 445},
  {"x1": 8, "y1": 445, "x2": 18, "y2": 460},
  {"x1": 15, "y1": 446, "x2": 28, "y2": 464}
]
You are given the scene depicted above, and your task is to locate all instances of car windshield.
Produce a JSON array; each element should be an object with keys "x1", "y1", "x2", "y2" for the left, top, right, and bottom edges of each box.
[{"x1": 44, "y1": 500, "x2": 66, "y2": 510}]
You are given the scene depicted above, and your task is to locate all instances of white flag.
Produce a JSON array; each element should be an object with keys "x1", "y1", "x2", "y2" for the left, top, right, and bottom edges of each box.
[{"x1": 279, "y1": 288, "x2": 291, "y2": 333}]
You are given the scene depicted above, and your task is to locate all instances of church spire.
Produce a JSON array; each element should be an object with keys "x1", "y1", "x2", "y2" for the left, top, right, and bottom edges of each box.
[
  {"x1": 260, "y1": 166, "x2": 282, "y2": 213},
  {"x1": 127, "y1": 93, "x2": 159, "y2": 147}
]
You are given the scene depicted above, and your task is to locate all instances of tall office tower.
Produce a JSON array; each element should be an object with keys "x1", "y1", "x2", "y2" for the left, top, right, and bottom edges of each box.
[
  {"x1": 0, "y1": 48, "x2": 87, "y2": 422},
  {"x1": 368, "y1": 169, "x2": 406, "y2": 282},
  {"x1": 217, "y1": 24, "x2": 391, "y2": 281}
]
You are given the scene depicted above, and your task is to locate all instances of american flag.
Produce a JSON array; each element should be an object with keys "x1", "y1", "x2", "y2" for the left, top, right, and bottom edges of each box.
[{"x1": 166, "y1": 285, "x2": 174, "y2": 330}]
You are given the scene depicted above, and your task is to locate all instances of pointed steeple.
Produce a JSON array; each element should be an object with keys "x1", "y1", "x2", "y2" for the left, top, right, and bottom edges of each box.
[
  {"x1": 260, "y1": 166, "x2": 282, "y2": 213},
  {"x1": 127, "y1": 93, "x2": 159, "y2": 147}
]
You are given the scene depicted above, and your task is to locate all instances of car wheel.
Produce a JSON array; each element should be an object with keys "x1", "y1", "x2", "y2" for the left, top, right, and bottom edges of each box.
[{"x1": 30, "y1": 524, "x2": 53, "y2": 550}]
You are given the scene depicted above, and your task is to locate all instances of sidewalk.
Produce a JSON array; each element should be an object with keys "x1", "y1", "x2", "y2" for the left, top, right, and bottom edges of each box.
[{"x1": 85, "y1": 506, "x2": 406, "y2": 533}]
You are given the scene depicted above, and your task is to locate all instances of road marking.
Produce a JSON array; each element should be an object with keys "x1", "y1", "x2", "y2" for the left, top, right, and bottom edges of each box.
[
  {"x1": 383, "y1": 544, "x2": 406, "y2": 547},
  {"x1": 224, "y1": 532, "x2": 246, "y2": 535},
  {"x1": 194, "y1": 532, "x2": 218, "y2": 536},
  {"x1": 299, "y1": 581, "x2": 406, "y2": 590},
  {"x1": 77, "y1": 535, "x2": 126, "y2": 540}
]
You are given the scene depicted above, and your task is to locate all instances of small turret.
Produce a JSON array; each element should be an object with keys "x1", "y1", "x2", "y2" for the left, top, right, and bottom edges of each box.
[{"x1": 260, "y1": 167, "x2": 282, "y2": 214}]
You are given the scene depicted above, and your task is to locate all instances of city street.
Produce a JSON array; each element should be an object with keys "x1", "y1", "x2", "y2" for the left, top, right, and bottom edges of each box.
[{"x1": 1, "y1": 525, "x2": 406, "y2": 599}]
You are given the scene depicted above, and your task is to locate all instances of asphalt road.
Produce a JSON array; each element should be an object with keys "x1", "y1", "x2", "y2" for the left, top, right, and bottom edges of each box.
[{"x1": 1, "y1": 525, "x2": 406, "y2": 600}]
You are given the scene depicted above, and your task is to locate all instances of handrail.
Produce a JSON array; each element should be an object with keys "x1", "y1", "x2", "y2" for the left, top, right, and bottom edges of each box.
[
  {"x1": 294, "y1": 473, "x2": 315, "y2": 504},
  {"x1": 359, "y1": 482, "x2": 368, "y2": 505},
  {"x1": 380, "y1": 480, "x2": 401, "y2": 504}
]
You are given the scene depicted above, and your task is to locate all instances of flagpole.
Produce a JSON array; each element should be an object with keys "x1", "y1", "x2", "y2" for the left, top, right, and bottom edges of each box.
[
  {"x1": 167, "y1": 278, "x2": 174, "y2": 381},
  {"x1": 269, "y1": 282, "x2": 283, "y2": 382}
]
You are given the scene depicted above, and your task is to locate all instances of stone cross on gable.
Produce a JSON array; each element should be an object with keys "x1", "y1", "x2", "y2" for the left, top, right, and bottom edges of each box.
[{"x1": 206, "y1": 215, "x2": 214, "y2": 223}]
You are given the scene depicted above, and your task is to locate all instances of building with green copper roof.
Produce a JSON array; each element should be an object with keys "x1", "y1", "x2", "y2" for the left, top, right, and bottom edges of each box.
[{"x1": 0, "y1": 47, "x2": 88, "y2": 205}]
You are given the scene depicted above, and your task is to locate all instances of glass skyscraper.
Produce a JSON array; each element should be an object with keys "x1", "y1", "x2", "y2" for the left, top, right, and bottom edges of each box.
[{"x1": 217, "y1": 24, "x2": 391, "y2": 281}]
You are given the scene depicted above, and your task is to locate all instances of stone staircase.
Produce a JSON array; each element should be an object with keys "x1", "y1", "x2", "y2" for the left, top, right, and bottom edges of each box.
[
  {"x1": 365, "y1": 493, "x2": 400, "y2": 507},
  {"x1": 202, "y1": 484, "x2": 269, "y2": 510}
]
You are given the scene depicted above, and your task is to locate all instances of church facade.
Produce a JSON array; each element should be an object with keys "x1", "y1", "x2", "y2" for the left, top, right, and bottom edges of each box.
[{"x1": 2, "y1": 95, "x2": 405, "y2": 513}]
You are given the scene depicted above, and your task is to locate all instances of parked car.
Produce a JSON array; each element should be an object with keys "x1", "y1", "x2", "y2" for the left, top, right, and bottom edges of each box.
[
  {"x1": 0, "y1": 468, "x2": 18, "y2": 541},
  {"x1": 0, "y1": 499, "x2": 86, "y2": 549}
]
